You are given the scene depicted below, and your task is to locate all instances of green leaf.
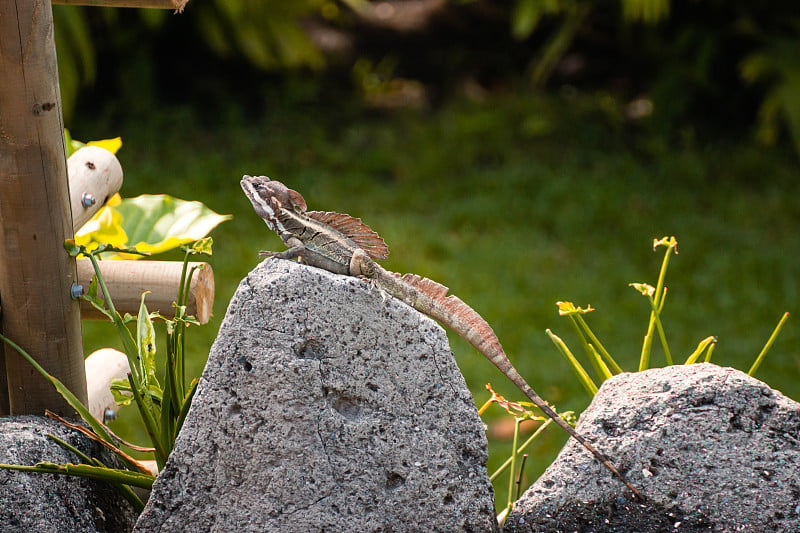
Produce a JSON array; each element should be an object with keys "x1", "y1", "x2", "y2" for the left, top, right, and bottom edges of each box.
[
  {"x1": 74, "y1": 197, "x2": 129, "y2": 251},
  {"x1": 685, "y1": 336, "x2": 717, "y2": 364},
  {"x1": 46, "y1": 434, "x2": 147, "y2": 512},
  {"x1": 87, "y1": 137, "x2": 122, "y2": 154},
  {"x1": 63, "y1": 239, "x2": 82, "y2": 257},
  {"x1": 64, "y1": 129, "x2": 78, "y2": 158},
  {"x1": 175, "y1": 378, "x2": 199, "y2": 436},
  {"x1": 749, "y1": 312, "x2": 790, "y2": 376},
  {"x1": 189, "y1": 236, "x2": 214, "y2": 256},
  {"x1": 0, "y1": 462, "x2": 154, "y2": 489},
  {"x1": 81, "y1": 273, "x2": 114, "y2": 321},
  {"x1": 546, "y1": 329, "x2": 598, "y2": 396},
  {"x1": 75, "y1": 196, "x2": 230, "y2": 259},
  {"x1": 111, "y1": 377, "x2": 135, "y2": 407},
  {"x1": 114, "y1": 195, "x2": 232, "y2": 257},
  {"x1": 137, "y1": 293, "x2": 158, "y2": 385},
  {"x1": 0, "y1": 334, "x2": 116, "y2": 445}
]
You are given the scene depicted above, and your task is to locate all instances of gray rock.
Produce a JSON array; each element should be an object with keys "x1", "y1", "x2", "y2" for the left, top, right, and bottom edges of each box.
[
  {"x1": 504, "y1": 363, "x2": 800, "y2": 532},
  {"x1": 0, "y1": 415, "x2": 138, "y2": 532},
  {"x1": 136, "y1": 259, "x2": 499, "y2": 532}
]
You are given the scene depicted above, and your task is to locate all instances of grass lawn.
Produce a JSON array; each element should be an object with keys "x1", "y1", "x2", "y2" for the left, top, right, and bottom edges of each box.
[{"x1": 73, "y1": 88, "x2": 800, "y2": 509}]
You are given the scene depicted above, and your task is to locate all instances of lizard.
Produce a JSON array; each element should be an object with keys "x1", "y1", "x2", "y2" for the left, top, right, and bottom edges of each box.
[{"x1": 240, "y1": 174, "x2": 642, "y2": 499}]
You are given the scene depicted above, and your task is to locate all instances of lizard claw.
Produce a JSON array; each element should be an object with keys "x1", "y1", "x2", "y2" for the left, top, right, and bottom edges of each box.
[{"x1": 357, "y1": 276, "x2": 388, "y2": 302}]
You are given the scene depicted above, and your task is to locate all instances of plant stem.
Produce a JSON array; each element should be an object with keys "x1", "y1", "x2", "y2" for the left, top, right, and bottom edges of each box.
[
  {"x1": 574, "y1": 314, "x2": 623, "y2": 374},
  {"x1": 506, "y1": 418, "x2": 521, "y2": 514},
  {"x1": 490, "y1": 419, "x2": 553, "y2": 481},
  {"x1": 748, "y1": 312, "x2": 790, "y2": 376},
  {"x1": 648, "y1": 291, "x2": 672, "y2": 365},
  {"x1": 515, "y1": 454, "x2": 529, "y2": 501},
  {"x1": 567, "y1": 315, "x2": 608, "y2": 380},
  {"x1": 639, "y1": 240, "x2": 676, "y2": 370},
  {"x1": 547, "y1": 329, "x2": 597, "y2": 396}
]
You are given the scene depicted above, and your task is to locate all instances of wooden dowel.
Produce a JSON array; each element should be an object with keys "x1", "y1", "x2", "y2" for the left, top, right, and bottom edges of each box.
[
  {"x1": 76, "y1": 260, "x2": 214, "y2": 324},
  {"x1": 52, "y1": 0, "x2": 189, "y2": 10},
  {"x1": 0, "y1": 0, "x2": 87, "y2": 417}
]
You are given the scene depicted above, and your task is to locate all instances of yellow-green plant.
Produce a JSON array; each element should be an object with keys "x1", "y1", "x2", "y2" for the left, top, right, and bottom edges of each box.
[
  {"x1": 550, "y1": 236, "x2": 790, "y2": 394},
  {"x1": 480, "y1": 385, "x2": 560, "y2": 525},
  {"x1": 483, "y1": 235, "x2": 790, "y2": 520}
]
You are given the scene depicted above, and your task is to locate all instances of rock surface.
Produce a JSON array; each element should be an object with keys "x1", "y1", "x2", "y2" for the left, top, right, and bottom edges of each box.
[
  {"x1": 135, "y1": 259, "x2": 499, "y2": 532},
  {"x1": 0, "y1": 415, "x2": 138, "y2": 532},
  {"x1": 504, "y1": 363, "x2": 800, "y2": 532}
]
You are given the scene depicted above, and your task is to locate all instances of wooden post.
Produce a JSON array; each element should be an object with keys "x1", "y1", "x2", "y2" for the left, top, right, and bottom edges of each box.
[{"x1": 0, "y1": 0, "x2": 88, "y2": 416}]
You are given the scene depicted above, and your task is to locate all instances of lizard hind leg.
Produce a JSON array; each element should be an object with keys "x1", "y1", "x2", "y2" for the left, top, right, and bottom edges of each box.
[{"x1": 350, "y1": 250, "x2": 388, "y2": 301}]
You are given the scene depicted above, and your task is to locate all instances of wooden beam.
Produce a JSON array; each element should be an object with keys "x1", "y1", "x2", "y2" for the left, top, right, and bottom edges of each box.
[
  {"x1": 51, "y1": 0, "x2": 189, "y2": 10},
  {"x1": 76, "y1": 260, "x2": 214, "y2": 324},
  {"x1": 0, "y1": 0, "x2": 88, "y2": 416}
]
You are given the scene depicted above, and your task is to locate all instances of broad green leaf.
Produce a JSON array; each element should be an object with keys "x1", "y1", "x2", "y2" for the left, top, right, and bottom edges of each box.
[
  {"x1": 115, "y1": 195, "x2": 232, "y2": 257},
  {"x1": 75, "y1": 195, "x2": 230, "y2": 259}
]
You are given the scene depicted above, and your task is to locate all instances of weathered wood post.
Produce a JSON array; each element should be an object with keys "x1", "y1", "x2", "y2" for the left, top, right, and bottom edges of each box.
[{"x1": 0, "y1": 0, "x2": 88, "y2": 416}]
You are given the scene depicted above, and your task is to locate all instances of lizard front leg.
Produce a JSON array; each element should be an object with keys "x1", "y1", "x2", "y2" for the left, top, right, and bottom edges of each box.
[{"x1": 259, "y1": 236, "x2": 305, "y2": 260}]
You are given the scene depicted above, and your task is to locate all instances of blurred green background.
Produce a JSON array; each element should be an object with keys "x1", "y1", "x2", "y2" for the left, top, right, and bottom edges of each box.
[{"x1": 61, "y1": 0, "x2": 800, "y2": 509}]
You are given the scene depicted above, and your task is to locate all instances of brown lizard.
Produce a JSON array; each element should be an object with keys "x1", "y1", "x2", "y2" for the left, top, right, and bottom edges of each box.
[{"x1": 240, "y1": 174, "x2": 642, "y2": 499}]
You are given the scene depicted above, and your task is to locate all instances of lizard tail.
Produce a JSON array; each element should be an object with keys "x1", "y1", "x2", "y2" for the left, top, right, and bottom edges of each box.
[
  {"x1": 390, "y1": 273, "x2": 507, "y2": 360},
  {"x1": 512, "y1": 372, "x2": 644, "y2": 500},
  {"x1": 380, "y1": 269, "x2": 642, "y2": 499}
]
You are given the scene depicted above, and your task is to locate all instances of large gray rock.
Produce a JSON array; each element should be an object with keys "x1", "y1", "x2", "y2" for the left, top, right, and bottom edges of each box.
[
  {"x1": 504, "y1": 363, "x2": 800, "y2": 532},
  {"x1": 136, "y1": 259, "x2": 498, "y2": 532},
  {"x1": 0, "y1": 415, "x2": 138, "y2": 532}
]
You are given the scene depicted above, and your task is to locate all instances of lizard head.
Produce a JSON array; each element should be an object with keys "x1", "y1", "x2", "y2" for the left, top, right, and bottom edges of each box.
[{"x1": 241, "y1": 175, "x2": 307, "y2": 230}]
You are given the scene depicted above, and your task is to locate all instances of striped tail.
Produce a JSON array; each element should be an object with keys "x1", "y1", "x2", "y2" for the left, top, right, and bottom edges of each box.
[{"x1": 377, "y1": 267, "x2": 643, "y2": 499}]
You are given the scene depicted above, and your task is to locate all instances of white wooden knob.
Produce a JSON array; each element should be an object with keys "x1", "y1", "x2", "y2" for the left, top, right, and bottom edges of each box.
[
  {"x1": 68, "y1": 145, "x2": 123, "y2": 230},
  {"x1": 85, "y1": 348, "x2": 130, "y2": 422}
]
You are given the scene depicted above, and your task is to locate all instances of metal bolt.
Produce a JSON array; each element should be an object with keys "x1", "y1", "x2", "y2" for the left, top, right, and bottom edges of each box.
[
  {"x1": 70, "y1": 283, "x2": 84, "y2": 299},
  {"x1": 81, "y1": 192, "x2": 96, "y2": 208}
]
